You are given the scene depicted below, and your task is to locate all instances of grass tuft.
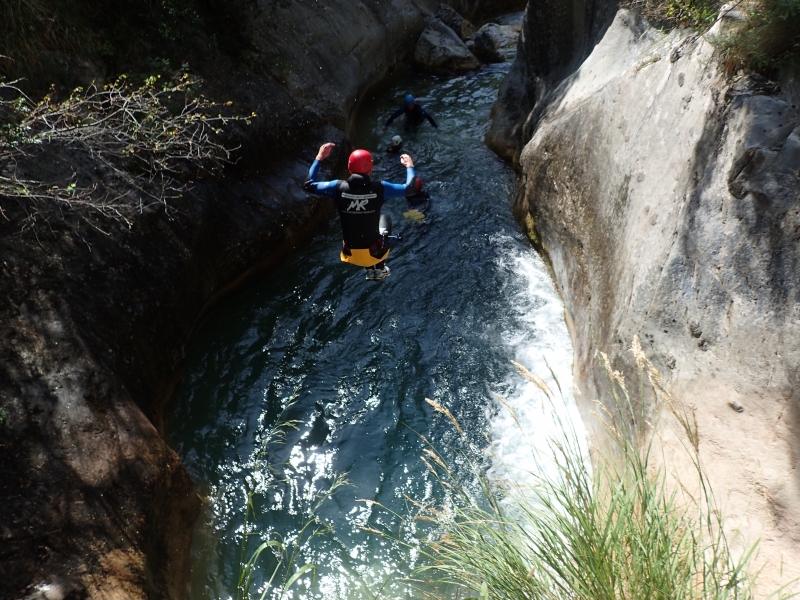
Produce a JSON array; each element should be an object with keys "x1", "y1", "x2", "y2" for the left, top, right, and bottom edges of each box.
[
  {"x1": 381, "y1": 339, "x2": 797, "y2": 600},
  {"x1": 716, "y1": 0, "x2": 800, "y2": 75},
  {"x1": 621, "y1": 0, "x2": 724, "y2": 29},
  {"x1": 236, "y1": 398, "x2": 348, "y2": 600}
]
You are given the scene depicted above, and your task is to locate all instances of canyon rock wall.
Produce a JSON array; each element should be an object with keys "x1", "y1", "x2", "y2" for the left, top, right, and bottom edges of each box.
[
  {"x1": 485, "y1": 0, "x2": 618, "y2": 160},
  {"x1": 0, "y1": 1, "x2": 523, "y2": 597},
  {"x1": 509, "y1": 8, "x2": 800, "y2": 591}
]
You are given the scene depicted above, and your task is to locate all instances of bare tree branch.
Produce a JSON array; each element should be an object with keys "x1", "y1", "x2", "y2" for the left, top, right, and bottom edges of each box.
[{"x1": 0, "y1": 72, "x2": 254, "y2": 230}]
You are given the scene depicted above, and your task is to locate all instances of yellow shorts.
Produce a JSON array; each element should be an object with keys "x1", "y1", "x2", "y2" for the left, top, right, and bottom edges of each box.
[{"x1": 340, "y1": 247, "x2": 390, "y2": 268}]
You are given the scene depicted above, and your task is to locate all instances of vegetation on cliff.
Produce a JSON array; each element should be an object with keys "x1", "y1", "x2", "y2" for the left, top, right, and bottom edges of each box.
[
  {"x1": 0, "y1": 72, "x2": 252, "y2": 231},
  {"x1": 623, "y1": 0, "x2": 800, "y2": 75},
  {"x1": 624, "y1": 0, "x2": 722, "y2": 27},
  {"x1": 717, "y1": 0, "x2": 800, "y2": 73},
  {"x1": 0, "y1": 0, "x2": 265, "y2": 234}
]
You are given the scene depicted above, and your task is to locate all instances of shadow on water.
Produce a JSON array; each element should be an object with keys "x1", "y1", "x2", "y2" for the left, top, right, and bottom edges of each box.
[{"x1": 169, "y1": 35, "x2": 579, "y2": 600}]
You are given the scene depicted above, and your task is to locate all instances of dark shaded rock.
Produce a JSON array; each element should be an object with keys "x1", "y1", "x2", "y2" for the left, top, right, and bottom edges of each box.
[
  {"x1": 436, "y1": 3, "x2": 476, "y2": 40},
  {"x1": 1, "y1": 0, "x2": 478, "y2": 597},
  {"x1": 448, "y1": 0, "x2": 528, "y2": 19}
]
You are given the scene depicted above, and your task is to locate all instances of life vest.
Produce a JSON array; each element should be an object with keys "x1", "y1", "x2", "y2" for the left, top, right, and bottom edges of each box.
[{"x1": 335, "y1": 174, "x2": 385, "y2": 248}]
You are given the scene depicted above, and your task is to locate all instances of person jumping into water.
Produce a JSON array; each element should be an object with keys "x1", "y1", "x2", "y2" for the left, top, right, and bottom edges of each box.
[
  {"x1": 303, "y1": 143, "x2": 418, "y2": 281},
  {"x1": 382, "y1": 94, "x2": 438, "y2": 131}
]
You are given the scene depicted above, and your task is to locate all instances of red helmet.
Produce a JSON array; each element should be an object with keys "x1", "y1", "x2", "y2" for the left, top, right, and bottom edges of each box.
[{"x1": 348, "y1": 149, "x2": 373, "y2": 174}]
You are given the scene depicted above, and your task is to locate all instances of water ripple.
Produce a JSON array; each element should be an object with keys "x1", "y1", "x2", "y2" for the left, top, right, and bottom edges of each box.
[{"x1": 170, "y1": 37, "x2": 581, "y2": 600}]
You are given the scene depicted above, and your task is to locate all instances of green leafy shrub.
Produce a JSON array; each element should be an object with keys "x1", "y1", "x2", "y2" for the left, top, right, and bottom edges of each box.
[
  {"x1": 621, "y1": 0, "x2": 800, "y2": 75},
  {"x1": 621, "y1": 0, "x2": 724, "y2": 29},
  {"x1": 718, "y1": 0, "x2": 800, "y2": 75}
]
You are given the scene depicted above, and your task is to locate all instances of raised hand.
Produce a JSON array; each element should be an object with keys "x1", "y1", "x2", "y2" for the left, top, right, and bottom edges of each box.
[{"x1": 316, "y1": 142, "x2": 336, "y2": 161}]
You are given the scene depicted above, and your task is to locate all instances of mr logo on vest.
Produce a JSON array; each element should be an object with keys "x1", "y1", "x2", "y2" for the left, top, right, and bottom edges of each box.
[
  {"x1": 347, "y1": 199, "x2": 370, "y2": 211},
  {"x1": 341, "y1": 191, "x2": 377, "y2": 212}
]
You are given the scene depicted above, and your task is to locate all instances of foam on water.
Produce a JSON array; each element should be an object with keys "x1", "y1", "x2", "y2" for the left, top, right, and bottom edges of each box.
[{"x1": 485, "y1": 238, "x2": 589, "y2": 486}]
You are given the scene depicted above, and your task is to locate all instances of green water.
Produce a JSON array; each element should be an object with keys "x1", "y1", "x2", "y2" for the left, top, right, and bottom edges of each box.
[{"x1": 170, "y1": 20, "x2": 581, "y2": 600}]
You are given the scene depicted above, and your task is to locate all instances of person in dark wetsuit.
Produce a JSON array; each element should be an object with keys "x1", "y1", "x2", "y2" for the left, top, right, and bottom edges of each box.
[
  {"x1": 386, "y1": 135, "x2": 404, "y2": 153},
  {"x1": 382, "y1": 94, "x2": 438, "y2": 132},
  {"x1": 405, "y1": 176, "x2": 430, "y2": 207},
  {"x1": 303, "y1": 142, "x2": 417, "y2": 281},
  {"x1": 383, "y1": 135, "x2": 429, "y2": 206}
]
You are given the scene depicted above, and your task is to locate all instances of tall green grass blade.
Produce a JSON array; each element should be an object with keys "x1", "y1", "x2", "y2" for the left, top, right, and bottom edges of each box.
[
  {"x1": 387, "y1": 342, "x2": 799, "y2": 600},
  {"x1": 281, "y1": 564, "x2": 316, "y2": 597}
]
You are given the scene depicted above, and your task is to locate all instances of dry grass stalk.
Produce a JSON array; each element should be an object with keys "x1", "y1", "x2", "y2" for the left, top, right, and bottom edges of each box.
[
  {"x1": 425, "y1": 398, "x2": 464, "y2": 436},
  {"x1": 511, "y1": 360, "x2": 553, "y2": 399},
  {"x1": 491, "y1": 391, "x2": 522, "y2": 431},
  {"x1": 423, "y1": 448, "x2": 449, "y2": 471},
  {"x1": 399, "y1": 348, "x2": 781, "y2": 600}
]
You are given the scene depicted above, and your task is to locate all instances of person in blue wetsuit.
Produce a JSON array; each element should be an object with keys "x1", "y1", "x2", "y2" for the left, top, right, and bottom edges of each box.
[
  {"x1": 382, "y1": 94, "x2": 438, "y2": 132},
  {"x1": 303, "y1": 142, "x2": 418, "y2": 281}
]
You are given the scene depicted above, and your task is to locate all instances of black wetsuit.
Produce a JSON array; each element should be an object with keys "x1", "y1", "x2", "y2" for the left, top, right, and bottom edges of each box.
[
  {"x1": 333, "y1": 174, "x2": 386, "y2": 248},
  {"x1": 303, "y1": 161, "x2": 415, "y2": 269},
  {"x1": 384, "y1": 103, "x2": 438, "y2": 130}
]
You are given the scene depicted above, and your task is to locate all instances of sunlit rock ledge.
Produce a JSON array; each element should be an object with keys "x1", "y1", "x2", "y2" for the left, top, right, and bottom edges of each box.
[{"x1": 507, "y1": 7, "x2": 800, "y2": 592}]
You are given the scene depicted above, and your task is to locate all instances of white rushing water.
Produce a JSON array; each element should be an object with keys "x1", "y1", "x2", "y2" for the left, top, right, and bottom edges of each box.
[{"x1": 486, "y1": 236, "x2": 588, "y2": 488}]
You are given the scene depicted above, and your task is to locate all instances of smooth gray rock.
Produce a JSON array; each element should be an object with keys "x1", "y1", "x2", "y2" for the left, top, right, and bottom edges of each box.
[
  {"x1": 471, "y1": 23, "x2": 510, "y2": 63},
  {"x1": 414, "y1": 18, "x2": 482, "y2": 73},
  {"x1": 485, "y1": 0, "x2": 619, "y2": 161},
  {"x1": 513, "y1": 8, "x2": 800, "y2": 584}
]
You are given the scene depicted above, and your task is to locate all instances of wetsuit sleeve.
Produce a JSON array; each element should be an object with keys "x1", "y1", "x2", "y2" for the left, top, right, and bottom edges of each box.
[
  {"x1": 421, "y1": 107, "x2": 438, "y2": 129},
  {"x1": 381, "y1": 167, "x2": 416, "y2": 199},
  {"x1": 384, "y1": 106, "x2": 405, "y2": 128},
  {"x1": 302, "y1": 159, "x2": 339, "y2": 198}
]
